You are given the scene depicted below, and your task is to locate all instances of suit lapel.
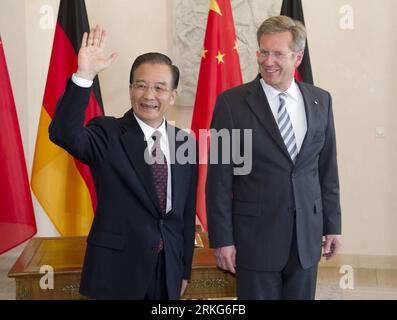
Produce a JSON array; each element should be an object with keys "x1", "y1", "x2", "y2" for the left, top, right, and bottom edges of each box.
[
  {"x1": 245, "y1": 76, "x2": 292, "y2": 161},
  {"x1": 167, "y1": 124, "x2": 184, "y2": 212},
  {"x1": 119, "y1": 111, "x2": 162, "y2": 216},
  {"x1": 294, "y1": 82, "x2": 317, "y2": 165}
]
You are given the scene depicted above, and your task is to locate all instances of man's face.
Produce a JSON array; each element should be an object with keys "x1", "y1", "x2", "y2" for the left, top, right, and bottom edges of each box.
[
  {"x1": 129, "y1": 62, "x2": 176, "y2": 128},
  {"x1": 256, "y1": 31, "x2": 303, "y2": 92}
]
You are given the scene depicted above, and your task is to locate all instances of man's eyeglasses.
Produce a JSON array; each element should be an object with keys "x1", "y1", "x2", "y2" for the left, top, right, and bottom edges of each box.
[
  {"x1": 258, "y1": 49, "x2": 296, "y2": 60},
  {"x1": 130, "y1": 81, "x2": 174, "y2": 96}
]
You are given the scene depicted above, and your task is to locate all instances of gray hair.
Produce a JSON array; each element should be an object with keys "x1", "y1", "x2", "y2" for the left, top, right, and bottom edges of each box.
[{"x1": 257, "y1": 15, "x2": 307, "y2": 52}]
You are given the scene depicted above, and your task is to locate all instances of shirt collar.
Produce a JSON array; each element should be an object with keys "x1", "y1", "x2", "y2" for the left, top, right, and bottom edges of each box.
[
  {"x1": 260, "y1": 77, "x2": 300, "y2": 102},
  {"x1": 133, "y1": 113, "x2": 167, "y2": 142}
]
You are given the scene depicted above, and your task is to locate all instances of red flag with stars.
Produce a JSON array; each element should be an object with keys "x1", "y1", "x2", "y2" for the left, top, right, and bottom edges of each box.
[
  {"x1": 0, "y1": 35, "x2": 36, "y2": 254},
  {"x1": 191, "y1": 0, "x2": 243, "y2": 231}
]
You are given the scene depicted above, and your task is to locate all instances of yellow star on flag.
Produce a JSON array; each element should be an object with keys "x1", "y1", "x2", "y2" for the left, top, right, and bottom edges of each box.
[
  {"x1": 215, "y1": 51, "x2": 225, "y2": 64},
  {"x1": 233, "y1": 40, "x2": 239, "y2": 52},
  {"x1": 202, "y1": 48, "x2": 208, "y2": 59}
]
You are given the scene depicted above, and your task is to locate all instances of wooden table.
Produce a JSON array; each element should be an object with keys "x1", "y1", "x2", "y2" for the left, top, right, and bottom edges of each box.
[{"x1": 8, "y1": 232, "x2": 236, "y2": 300}]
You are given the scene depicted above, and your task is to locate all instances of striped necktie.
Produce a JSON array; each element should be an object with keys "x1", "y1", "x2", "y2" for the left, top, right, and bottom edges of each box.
[{"x1": 277, "y1": 92, "x2": 298, "y2": 163}]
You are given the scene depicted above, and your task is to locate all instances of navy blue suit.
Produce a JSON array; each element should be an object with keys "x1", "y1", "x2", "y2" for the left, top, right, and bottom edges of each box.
[
  {"x1": 206, "y1": 75, "x2": 341, "y2": 299},
  {"x1": 49, "y1": 80, "x2": 197, "y2": 299}
]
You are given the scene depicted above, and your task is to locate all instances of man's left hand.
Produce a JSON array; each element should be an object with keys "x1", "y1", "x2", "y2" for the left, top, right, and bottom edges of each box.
[{"x1": 323, "y1": 234, "x2": 342, "y2": 260}]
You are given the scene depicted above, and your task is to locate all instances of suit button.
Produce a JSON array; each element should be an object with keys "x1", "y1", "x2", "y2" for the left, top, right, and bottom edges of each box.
[
  {"x1": 291, "y1": 173, "x2": 296, "y2": 179},
  {"x1": 288, "y1": 207, "x2": 296, "y2": 213},
  {"x1": 159, "y1": 219, "x2": 164, "y2": 226}
]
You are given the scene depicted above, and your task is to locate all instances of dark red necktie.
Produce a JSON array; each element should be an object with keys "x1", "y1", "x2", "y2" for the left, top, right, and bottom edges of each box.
[{"x1": 151, "y1": 131, "x2": 168, "y2": 215}]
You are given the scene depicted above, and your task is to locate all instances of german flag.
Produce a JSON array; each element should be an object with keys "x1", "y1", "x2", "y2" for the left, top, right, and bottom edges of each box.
[
  {"x1": 281, "y1": 0, "x2": 314, "y2": 84},
  {"x1": 31, "y1": 0, "x2": 103, "y2": 236}
]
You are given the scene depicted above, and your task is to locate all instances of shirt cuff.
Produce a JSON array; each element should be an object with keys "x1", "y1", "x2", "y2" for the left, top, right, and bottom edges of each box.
[{"x1": 71, "y1": 73, "x2": 94, "y2": 88}]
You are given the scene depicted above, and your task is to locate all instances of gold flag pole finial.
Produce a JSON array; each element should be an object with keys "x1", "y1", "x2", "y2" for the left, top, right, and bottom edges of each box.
[{"x1": 209, "y1": 0, "x2": 222, "y2": 16}]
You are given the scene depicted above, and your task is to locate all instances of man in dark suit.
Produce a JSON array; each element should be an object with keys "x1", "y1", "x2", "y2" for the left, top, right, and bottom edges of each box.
[
  {"x1": 206, "y1": 16, "x2": 342, "y2": 299},
  {"x1": 49, "y1": 25, "x2": 197, "y2": 299}
]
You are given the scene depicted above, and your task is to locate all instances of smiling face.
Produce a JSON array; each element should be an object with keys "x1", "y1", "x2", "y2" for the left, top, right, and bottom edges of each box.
[
  {"x1": 256, "y1": 31, "x2": 304, "y2": 92},
  {"x1": 129, "y1": 62, "x2": 176, "y2": 129}
]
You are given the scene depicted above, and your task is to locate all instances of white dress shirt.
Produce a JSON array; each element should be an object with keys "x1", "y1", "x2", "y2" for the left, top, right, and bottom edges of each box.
[
  {"x1": 71, "y1": 74, "x2": 172, "y2": 213},
  {"x1": 72, "y1": 73, "x2": 93, "y2": 87},
  {"x1": 260, "y1": 78, "x2": 307, "y2": 153}
]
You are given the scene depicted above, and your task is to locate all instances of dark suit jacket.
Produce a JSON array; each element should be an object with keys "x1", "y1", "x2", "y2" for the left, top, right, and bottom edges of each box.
[
  {"x1": 49, "y1": 80, "x2": 197, "y2": 299},
  {"x1": 206, "y1": 75, "x2": 341, "y2": 271}
]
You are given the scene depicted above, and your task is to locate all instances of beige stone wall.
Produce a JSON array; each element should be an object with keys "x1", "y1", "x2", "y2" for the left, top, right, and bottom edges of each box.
[
  {"x1": 303, "y1": 0, "x2": 397, "y2": 255},
  {"x1": 0, "y1": 0, "x2": 396, "y2": 256}
]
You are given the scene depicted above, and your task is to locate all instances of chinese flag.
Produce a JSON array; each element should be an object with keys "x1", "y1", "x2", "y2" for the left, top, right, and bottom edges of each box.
[
  {"x1": 191, "y1": 0, "x2": 243, "y2": 231},
  {"x1": 31, "y1": 0, "x2": 103, "y2": 236},
  {"x1": 0, "y1": 35, "x2": 36, "y2": 254},
  {"x1": 281, "y1": 0, "x2": 314, "y2": 84}
]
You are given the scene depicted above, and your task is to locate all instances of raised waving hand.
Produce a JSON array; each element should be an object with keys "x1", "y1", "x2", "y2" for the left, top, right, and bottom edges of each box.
[{"x1": 76, "y1": 25, "x2": 118, "y2": 81}]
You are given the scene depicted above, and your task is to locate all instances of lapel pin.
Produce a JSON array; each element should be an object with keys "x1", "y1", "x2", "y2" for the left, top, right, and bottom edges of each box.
[{"x1": 314, "y1": 100, "x2": 318, "y2": 105}]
